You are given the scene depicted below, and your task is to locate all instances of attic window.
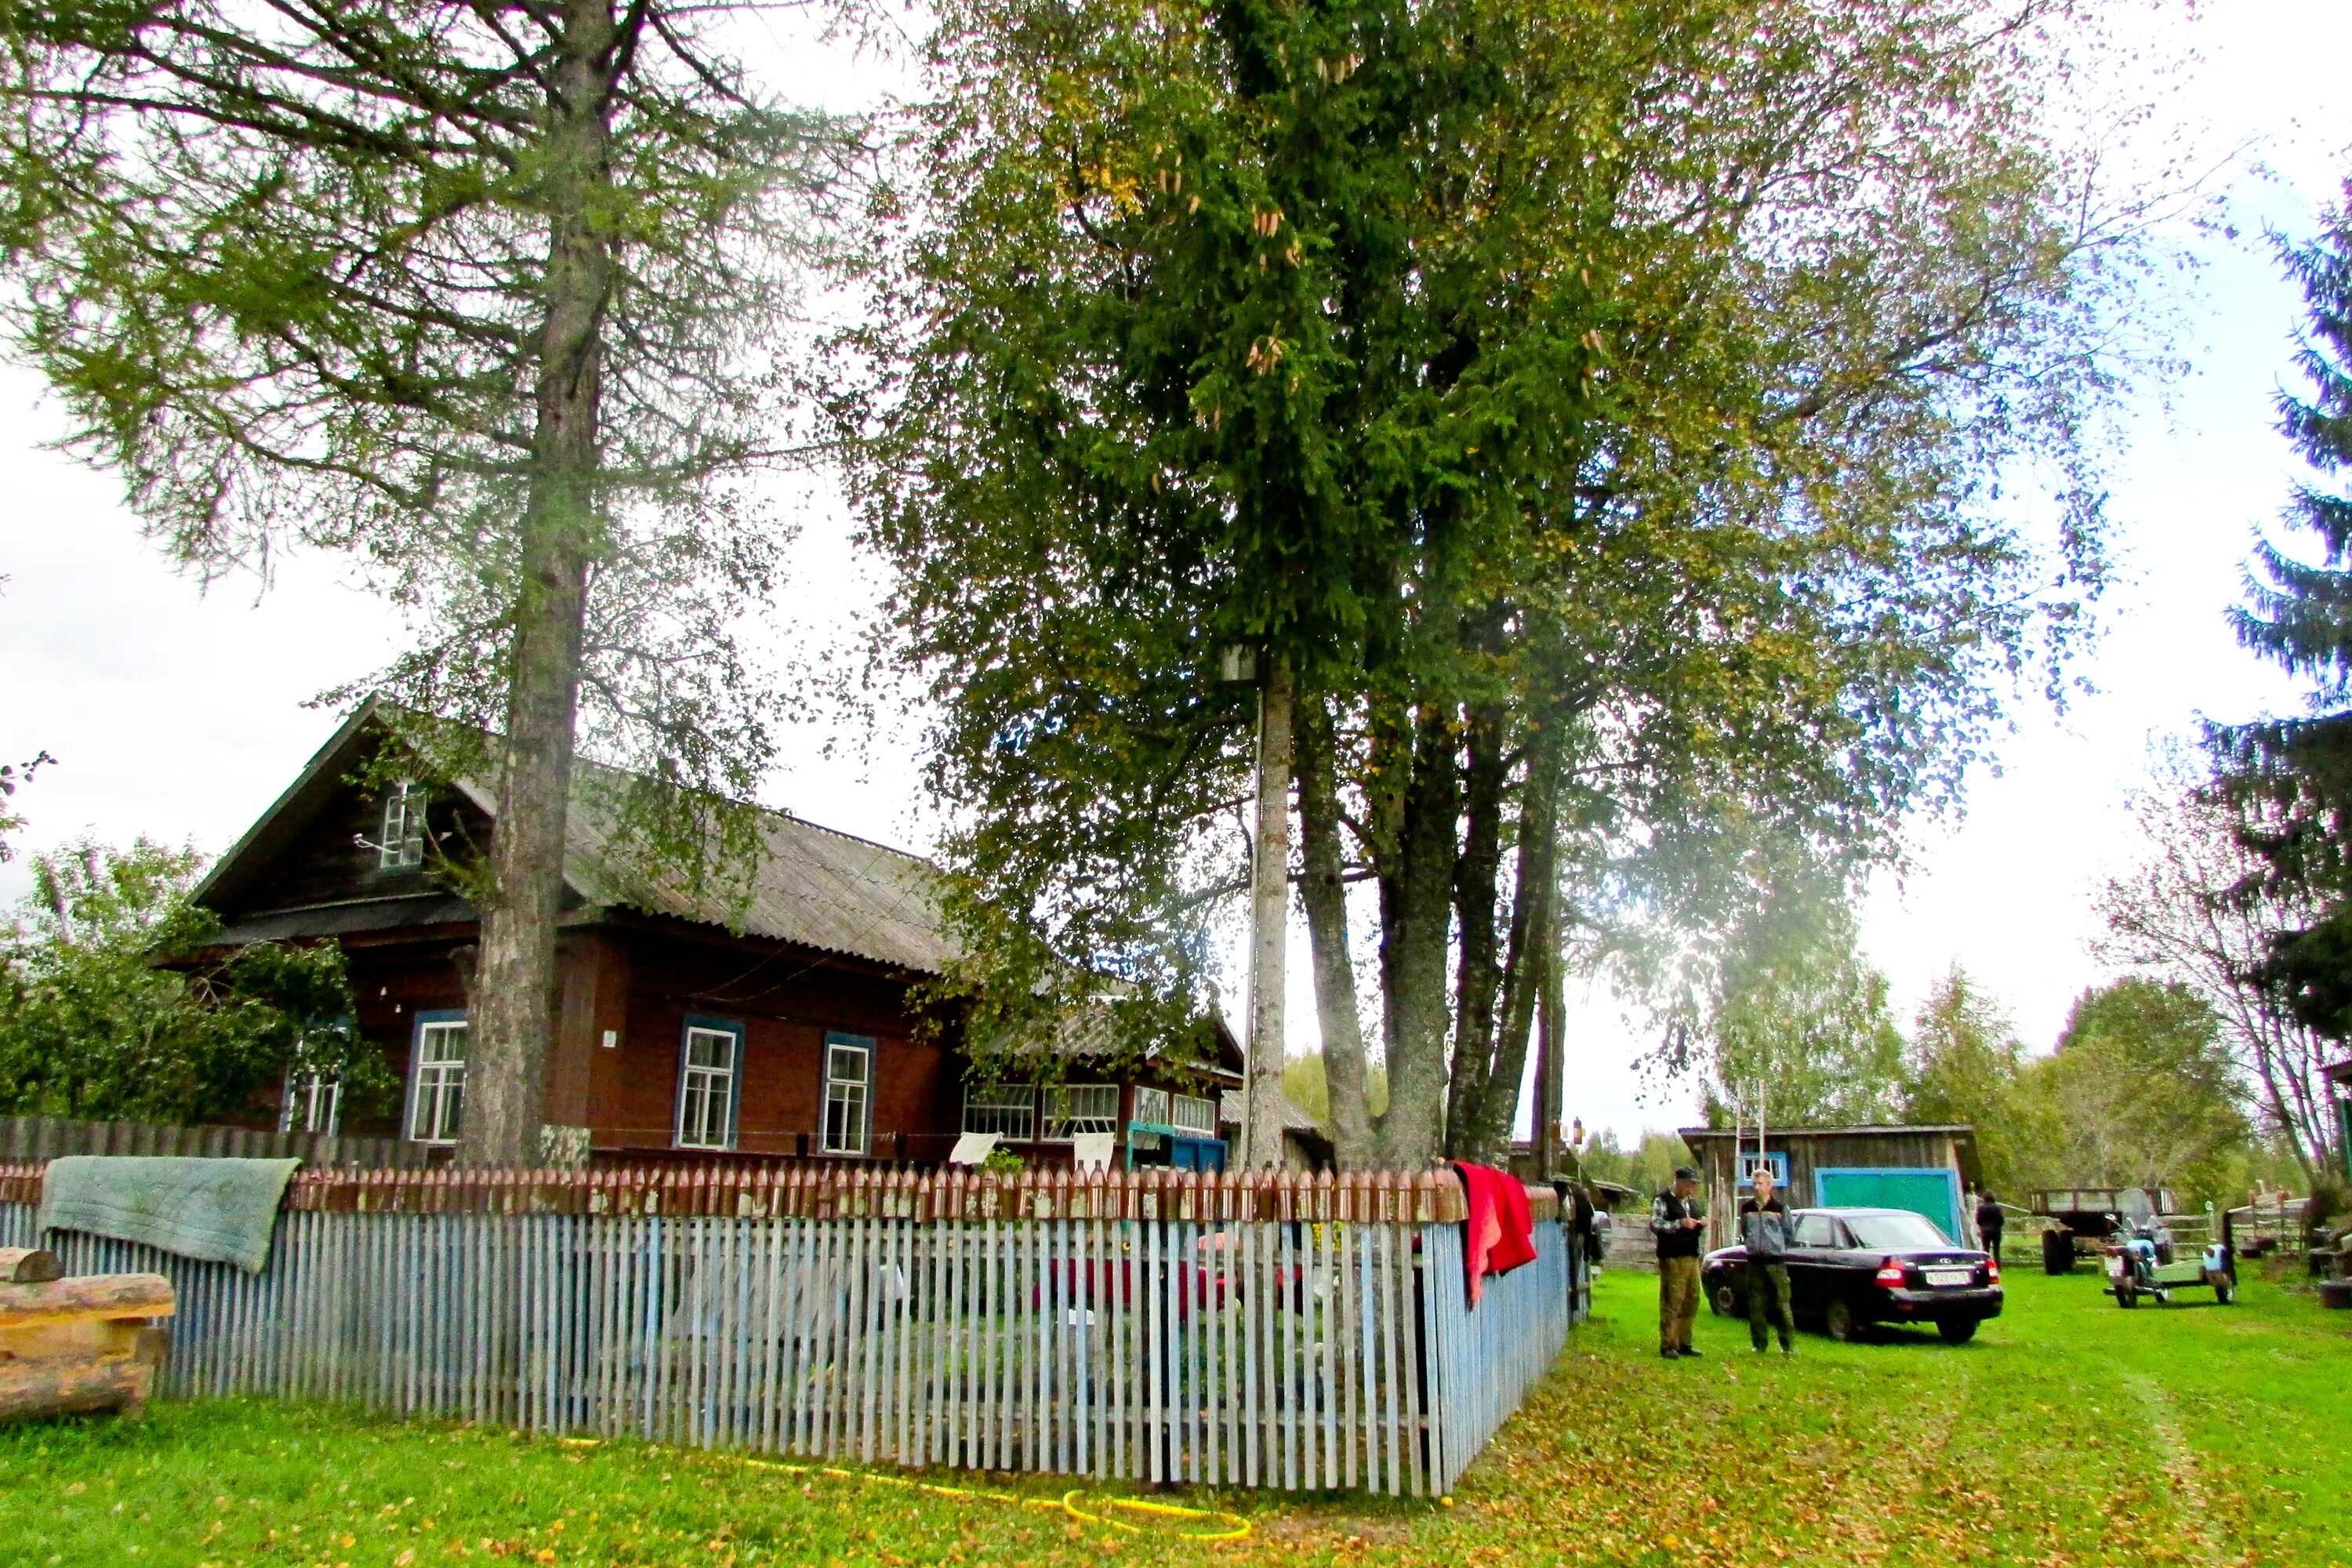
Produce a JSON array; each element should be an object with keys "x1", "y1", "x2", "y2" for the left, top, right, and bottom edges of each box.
[{"x1": 379, "y1": 782, "x2": 426, "y2": 869}]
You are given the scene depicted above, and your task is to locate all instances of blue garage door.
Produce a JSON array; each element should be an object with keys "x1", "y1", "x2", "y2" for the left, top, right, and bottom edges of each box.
[{"x1": 1814, "y1": 1167, "x2": 1962, "y2": 1243}]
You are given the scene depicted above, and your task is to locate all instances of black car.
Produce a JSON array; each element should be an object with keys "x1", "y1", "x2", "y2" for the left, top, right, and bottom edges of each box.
[{"x1": 1701, "y1": 1206, "x2": 2002, "y2": 1343}]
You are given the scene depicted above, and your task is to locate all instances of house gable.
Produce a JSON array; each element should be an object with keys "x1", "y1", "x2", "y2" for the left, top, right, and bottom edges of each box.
[{"x1": 194, "y1": 702, "x2": 496, "y2": 942}]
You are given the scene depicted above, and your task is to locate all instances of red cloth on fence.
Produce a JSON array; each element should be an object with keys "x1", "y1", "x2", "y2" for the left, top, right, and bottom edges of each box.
[{"x1": 1453, "y1": 1161, "x2": 1538, "y2": 1306}]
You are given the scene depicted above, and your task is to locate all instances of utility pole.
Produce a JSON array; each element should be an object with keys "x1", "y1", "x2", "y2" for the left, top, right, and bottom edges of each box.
[{"x1": 1241, "y1": 652, "x2": 1294, "y2": 1168}]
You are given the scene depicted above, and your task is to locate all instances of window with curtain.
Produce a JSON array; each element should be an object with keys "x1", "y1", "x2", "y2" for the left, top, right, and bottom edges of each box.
[
  {"x1": 676, "y1": 1022, "x2": 741, "y2": 1149},
  {"x1": 822, "y1": 1033, "x2": 873, "y2": 1155},
  {"x1": 407, "y1": 1014, "x2": 466, "y2": 1143}
]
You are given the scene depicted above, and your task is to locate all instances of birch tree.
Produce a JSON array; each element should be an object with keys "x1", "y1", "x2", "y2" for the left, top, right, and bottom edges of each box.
[{"x1": 0, "y1": 0, "x2": 845, "y2": 1160}]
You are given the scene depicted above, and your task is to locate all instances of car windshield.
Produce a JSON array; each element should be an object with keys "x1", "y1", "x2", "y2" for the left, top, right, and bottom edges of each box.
[{"x1": 1842, "y1": 1213, "x2": 1952, "y2": 1250}]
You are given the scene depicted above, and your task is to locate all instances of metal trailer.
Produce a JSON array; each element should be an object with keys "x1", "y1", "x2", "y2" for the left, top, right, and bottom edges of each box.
[{"x1": 2029, "y1": 1186, "x2": 2179, "y2": 1276}]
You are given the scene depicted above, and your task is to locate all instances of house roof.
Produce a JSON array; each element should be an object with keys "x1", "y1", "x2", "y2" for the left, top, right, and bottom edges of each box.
[
  {"x1": 1677, "y1": 1123, "x2": 1975, "y2": 1142},
  {"x1": 194, "y1": 700, "x2": 957, "y2": 977}
]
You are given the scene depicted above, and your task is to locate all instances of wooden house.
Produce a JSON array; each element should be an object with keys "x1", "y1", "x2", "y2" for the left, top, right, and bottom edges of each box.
[
  {"x1": 190, "y1": 702, "x2": 1238, "y2": 1169},
  {"x1": 1677, "y1": 1123, "x2": 1978, "y2": 1250}
]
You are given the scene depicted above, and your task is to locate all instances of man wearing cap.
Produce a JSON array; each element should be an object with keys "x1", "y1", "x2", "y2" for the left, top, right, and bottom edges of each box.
[{"x1": 1650, "y1": 1167, "x2": 1708, "y2": 1358}]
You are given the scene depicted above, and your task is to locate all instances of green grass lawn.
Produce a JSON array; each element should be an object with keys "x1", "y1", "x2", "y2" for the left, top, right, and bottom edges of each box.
[{"x1": 2, "y1": 1266, "x2": 2343, "y2": 1568}]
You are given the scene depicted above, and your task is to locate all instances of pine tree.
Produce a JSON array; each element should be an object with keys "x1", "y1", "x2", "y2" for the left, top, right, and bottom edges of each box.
[{"x1": 2214, "y1": 187, "x2": 2352, "y2": 1039}]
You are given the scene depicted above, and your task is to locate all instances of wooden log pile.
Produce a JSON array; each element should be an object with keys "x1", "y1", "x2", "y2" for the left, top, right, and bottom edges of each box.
[{"x1": 0, "y1": 1247, "x2": 175, "y2": 1422}]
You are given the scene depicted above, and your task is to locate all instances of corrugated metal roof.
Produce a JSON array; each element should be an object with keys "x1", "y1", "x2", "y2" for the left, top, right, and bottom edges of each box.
[{"x1": 556, "y1": 779, "x2": 957, "y2": 976}]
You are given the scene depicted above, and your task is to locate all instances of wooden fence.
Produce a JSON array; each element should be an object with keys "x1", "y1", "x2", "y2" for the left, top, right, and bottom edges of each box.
[
  {"x1": 0, "y1": 1164, "x2": 1579, "y2": 1496},
  {"x1": 0, "y1": 1114, "x2": 426, "y2": 1167}
]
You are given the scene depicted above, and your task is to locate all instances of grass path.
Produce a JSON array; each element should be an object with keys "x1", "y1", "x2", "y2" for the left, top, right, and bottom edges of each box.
[{"x1": 1, "y1": 1267, "x2": 2343, "y2": 1567}]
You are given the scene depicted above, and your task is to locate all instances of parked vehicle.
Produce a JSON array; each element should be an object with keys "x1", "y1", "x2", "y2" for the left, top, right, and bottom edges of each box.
[
  {"x1": 2103, "y1": 1203, "x2": 2235, "y2": 1308},
  {"x1": 2029, "y1": 1186, "x2": 2177, "y2": 1275},
  {"x1": 1702, "y1": 1206, "x2": 2002, "y2": 1344}
]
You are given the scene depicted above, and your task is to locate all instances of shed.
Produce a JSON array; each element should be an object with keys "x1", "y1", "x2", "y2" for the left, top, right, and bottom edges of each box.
[{"x1": 1678, "y1": 1123, "x2": 1978, "y2": 1250}]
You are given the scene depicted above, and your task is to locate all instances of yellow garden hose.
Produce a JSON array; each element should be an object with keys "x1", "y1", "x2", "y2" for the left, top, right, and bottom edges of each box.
[{"x1": 552, "y1": 1436, "x2": 1251, "y2": 1543}]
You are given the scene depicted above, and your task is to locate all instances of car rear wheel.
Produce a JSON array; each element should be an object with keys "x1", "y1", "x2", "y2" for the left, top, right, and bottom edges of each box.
[
  {"x1": 1824, "y1": 1300, "x2": 1857, "y2": 1342},
  {"x1": 1711, "y1": 1285, "x2": 1738, "y2": 1317},
  {"x1": 1936, "y1": 1317, "x2": 1979, "y2": 1344}
]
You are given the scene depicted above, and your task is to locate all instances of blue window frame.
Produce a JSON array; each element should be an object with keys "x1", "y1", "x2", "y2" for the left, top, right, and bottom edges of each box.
[
  {"x1": 1739, "y1": 1151, "x2": 1791, "y2": 1189},
  {"x1": 675, "y1": 1014, "x2": 745, "y2": 1151},
  {"x1": 405, "y1": 1009, "x2": 468, "y2": 1145}
]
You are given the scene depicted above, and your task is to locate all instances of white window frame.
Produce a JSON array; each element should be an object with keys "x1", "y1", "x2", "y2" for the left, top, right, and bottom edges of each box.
[
  {"x1": 379, "y1": 782, "x2": 427, "y2": 869},
  {"x1": 406, "y1": 1012, "x2": 467, "y2": 1145},
  {"x1": 1044, "y1": 1083, "x2": 1120, "y2": 1142},
  {"x1": 1171, "y1": 1093, "x2": 1218, "y2": 1137},
  {"x1": 279, "y1": 1066, "x2": 343, "y2": 1136},
  {"x1": 1131, "y1": 1087, "x2": 1171, "y2": 1127},
  {"x1": 674, "y1": 1020, "x2": 742, "y2": 1151},
  {"x1": 963, "y1": 1083, "x2": 1036, "y2": 1141},
  {"x1": 822, "y1": 1033, "x2": 874, "y2": 1156}
]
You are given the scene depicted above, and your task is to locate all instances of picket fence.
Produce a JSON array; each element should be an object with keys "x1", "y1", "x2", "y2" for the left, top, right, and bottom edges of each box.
[{"x1": 0, "y1": 1163, "x2": 1579, "y2": 1496}]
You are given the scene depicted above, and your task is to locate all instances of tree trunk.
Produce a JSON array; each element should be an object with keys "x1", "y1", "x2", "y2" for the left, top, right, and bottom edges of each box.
[
  {"x1": 1443, "y1": 700, "x2": 1509, "y2": 1157},
  {"x1": 1535, "y1": 924, "x2": 1565, "y2": 1177},
  {"x1": 1375, "y1": 702, "x2": 1461, "y2": 1167},
  {"x1": 1297, "y1": 693, "x2": 1375, "y2": 1167},
  {"x1": 1461, "y1": 714, "x2": 1565, "y2": 1163},
  {"x1": 461, "y1": 0, "x2": 617, "y2": 1167},
  {"x1": 1243, "y1": 654, "x2": 1294, "y2": 1167}
]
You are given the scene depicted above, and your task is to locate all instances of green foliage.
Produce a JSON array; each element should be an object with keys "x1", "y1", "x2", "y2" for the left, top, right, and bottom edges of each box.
[
  {"x1": 844, "y1": 0, "x2": 2148, "y2": 1160},
  {"x1": 2032, "y1": 978, "x2": 2252, "y2": 1210},
  {"x1": 0, "y1": 0, "x2": 848, "y2": 915},
  {"x1": 1278, "y1": 1052, "x2": 1388, "y2": 1131},
  {"x1": 0, "y1": 838, "x2": 387, "y2": 1126},
  {"x1": 1903, "y1": 966, "x2": 2054, "y2": 1198},
  {"x1": 2211, "y1": 182, "x2": 2352, "y2": 1042},
  {"x1": 1680, "y1": 869, "x2": 1907, "y2": 1126},
  {"x1": 1573, "y1": 1127, "x2": 1693, "y2": 1200}
]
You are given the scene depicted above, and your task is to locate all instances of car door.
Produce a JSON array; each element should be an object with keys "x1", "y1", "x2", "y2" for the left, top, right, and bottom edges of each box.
[{"x1": 1786, "y1": 1210, "x2": 1839, "y2": 1315}]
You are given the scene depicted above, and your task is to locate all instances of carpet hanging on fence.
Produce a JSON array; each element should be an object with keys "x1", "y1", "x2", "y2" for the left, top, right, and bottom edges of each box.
[
  {"x1": 37, "y1": 1155, "x2": 299, "y2": 1273},
  {"x1": 1452, "y1": 1161, "x2": 1537, "y2": 1305}
]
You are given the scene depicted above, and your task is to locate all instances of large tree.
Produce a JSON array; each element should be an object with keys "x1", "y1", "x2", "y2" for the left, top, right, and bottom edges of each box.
[
  {"x1": 1903, "y1": 966, "x2": 2053, "y2": 1199},
  {"x1": 2038, "y1": 978, "x2": 2250, "y2": 1209},
  {"x1": 2097, "y1": 755, "x2": 2342, "y2": 1182},
  {"x1": 2211, "y1": 183, "x2": 2352, "y2": 1060},
  {"x1": 1673, "y1": 869, "x2": 1909, "y2": 1127},
  {"x1": 847, "y1": 0, "x2": 2139, "y2": 1165},
  {"x1": 0, "y1": 0, "x2": 844, "y2": 1160}
]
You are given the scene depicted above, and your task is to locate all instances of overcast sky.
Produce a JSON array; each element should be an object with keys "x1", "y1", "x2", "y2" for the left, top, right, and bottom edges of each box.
[{"x1": 2, "y1": 0, "x2": 2348, "y2": 1145}]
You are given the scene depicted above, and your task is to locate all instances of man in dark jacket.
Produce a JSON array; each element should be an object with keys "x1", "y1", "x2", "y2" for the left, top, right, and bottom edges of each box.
[
  {"x1": 1739, "y1": 1166, "x2": 1797, "y2": 1355},
  {"x1": 1976, "y1": 1191, "x2": 2005, "y2": 1262},
  {"x1": 1651, "y1": 1168, "x2": 1707, "y2": 1358}
]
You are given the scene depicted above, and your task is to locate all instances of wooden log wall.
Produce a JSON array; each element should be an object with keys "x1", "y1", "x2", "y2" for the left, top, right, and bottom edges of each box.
[
  {"x1": 0, "y1": 1115, "x2": 426, "y2": 1169},
  {"x1": 0, "y1": 1165, "x2": 1573, "y2": 1496}
]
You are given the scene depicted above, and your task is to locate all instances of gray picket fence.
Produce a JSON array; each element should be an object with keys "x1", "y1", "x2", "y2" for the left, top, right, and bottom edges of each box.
[{"x1": 0, "y1": 1164, "x2": 1578, "y2": 1496}]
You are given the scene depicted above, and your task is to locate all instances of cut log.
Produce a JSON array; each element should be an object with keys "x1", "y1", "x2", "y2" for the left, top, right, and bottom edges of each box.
[
  {"x1": 0, "y1": 1249, "x2": 61, "y2": 1284},
  {"x1": 0, "y1": 1347, "x2": 158, "y2": 1421},
  {"x1": 0, "y1": 1272, "x2": 176, "y2": 1330}
]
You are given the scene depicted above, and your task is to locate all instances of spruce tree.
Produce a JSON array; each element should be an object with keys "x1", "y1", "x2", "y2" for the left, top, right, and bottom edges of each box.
[{"x1": 2215, "y1": 188, "x2": 2352, "y2": 1039}]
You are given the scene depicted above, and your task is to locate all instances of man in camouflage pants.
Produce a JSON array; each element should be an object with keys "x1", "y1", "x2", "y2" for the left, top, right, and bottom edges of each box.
[{"x1": 1651, "y1": 1167, "x2": 1707, "y2": 1357}]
